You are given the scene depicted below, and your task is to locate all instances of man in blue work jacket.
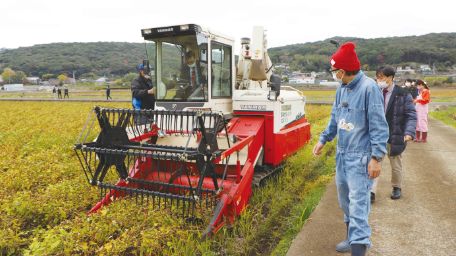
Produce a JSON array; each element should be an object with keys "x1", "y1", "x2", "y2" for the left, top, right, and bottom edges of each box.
[{"x1": 313, "y1": 42, "x2": 389, "y2": 256}]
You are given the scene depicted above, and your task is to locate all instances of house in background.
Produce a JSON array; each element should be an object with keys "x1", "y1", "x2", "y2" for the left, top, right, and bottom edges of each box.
[
  {"x1": 396, "y1": 66, "x2": 416, "y2": 75},
  {"x1": 419, "y1": 64, "x2": 434, "y2": 75},
  {"x1": 65, "y1": 77, "x2": 76, "y2": 84},
  {"x1": 26, "y1": 77, "x2": 41, "y2": 85},
  {"x1": 96, "y1": 77, "x2": 108, "y2": 85},
  {"x1": 48, "y1": 79, "x2": 60, "y2": 86},
  {"x1": 288, "y1": 71, "x2": 316, "y2": 84}
]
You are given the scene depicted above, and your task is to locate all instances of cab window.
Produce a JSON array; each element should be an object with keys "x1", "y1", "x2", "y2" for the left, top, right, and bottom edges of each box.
[{"x1": 211, "y1": 42, "x2": 232, "y2": 98}]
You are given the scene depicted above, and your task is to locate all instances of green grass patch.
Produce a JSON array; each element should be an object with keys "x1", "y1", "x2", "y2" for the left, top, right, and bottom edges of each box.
[
  {"x1": 270, "y1": 174, "x2": 334, "y2": 256},
  {"x1": 430, "y1": 106, "x2": 456, "y2": 128}
]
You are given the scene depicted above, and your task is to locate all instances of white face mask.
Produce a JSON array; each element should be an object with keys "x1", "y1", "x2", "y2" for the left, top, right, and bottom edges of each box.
[
  {"x1": 377, "y1": 80, "x2": 388, "y2": 89},
  {"x1": 188, "y1": 62, "x2": 196, "y2": 68},
  {"x1": 332, "y1": 71, "x2": 343, "y2": 83},
  {"x1": 405, "y1": 82, "x2": 411, "y2": 87}
]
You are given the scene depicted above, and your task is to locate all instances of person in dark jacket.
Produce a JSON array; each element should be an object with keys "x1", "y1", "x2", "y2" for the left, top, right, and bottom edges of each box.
[
  {"x1": 371, "y1": 66, "x2": 417, "y2": 201},
  {"x1": 63, "y1": 86, "x2": 69, "y2": 99},
  {"x1": 131, "y1": 63, "x2": 155, "y2": 110},
  {"x1": 131, "y1": 63, "x2": 156, "y2": 127},
  {"x1": 106, "y1": 85, "x2": 112, "y2": 100},
  {"x1": 402, "y1": 78, "x2": 418, "y2": 99}
]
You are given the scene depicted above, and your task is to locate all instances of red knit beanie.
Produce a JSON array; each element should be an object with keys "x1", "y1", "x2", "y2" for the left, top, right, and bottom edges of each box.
[{"x1": 330, "y1": 42, "x2": 360, "y2": 71}]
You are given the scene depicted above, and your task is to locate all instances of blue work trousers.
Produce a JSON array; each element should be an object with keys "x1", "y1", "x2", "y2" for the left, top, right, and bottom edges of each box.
[{"x1": 335, "y1": 151, "x2": 373, "y2": 246}]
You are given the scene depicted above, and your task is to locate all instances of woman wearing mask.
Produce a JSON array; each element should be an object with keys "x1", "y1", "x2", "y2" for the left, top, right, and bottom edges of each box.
[{"x1": 413, "y1": 80, "x2": 430, "y2": 142}]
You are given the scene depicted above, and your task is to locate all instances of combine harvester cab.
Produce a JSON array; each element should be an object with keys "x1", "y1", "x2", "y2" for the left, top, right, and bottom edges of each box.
[{"x1": 74, "y1": 24, "x2": 310, "y2": 237}]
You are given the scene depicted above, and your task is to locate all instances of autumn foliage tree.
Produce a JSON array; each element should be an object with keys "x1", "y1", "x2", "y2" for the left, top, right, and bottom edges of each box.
[
  {"x1": 57, "y1": 74, "x2": 68, "y2": 85},
  {"x1": 1, "y1": 68, "x2": 16, "y2": 83},
  {"x1": 1, "y1": 68, "x2": 26, "y2": 83}
]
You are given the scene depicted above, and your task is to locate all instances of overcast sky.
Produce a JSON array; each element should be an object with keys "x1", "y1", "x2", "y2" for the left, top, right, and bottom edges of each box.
[{"x1": 1, "y1": 0, "x2": 455, "y2": 50}]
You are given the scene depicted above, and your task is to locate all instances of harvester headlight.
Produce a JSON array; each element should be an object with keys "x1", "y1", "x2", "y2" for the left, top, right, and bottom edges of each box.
[
  {"x1": 142, "y1": 29, "x2": 152, "y2": 35},
  {"x1": 180, "y1": 25, "x2": 190, "y2": 31}
]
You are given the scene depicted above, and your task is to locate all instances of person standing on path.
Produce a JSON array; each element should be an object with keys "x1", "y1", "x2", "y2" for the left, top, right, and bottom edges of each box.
[
  {"x1": 52, "y1": 86, "x2": 57, "y2": 99},
  {"x1": 371, "y1": 66, "x2": 416, "y2": 202},
  {"x1": 313, "y1": 42, "x2": 389, "y2": 256},
  {"x1": 57, "y1": 86, "x2": 62, "y2": 99},
  {"x1": 64, "y1": 86, "x2": 69, "y2": 99},
  {"x1": 106, "y1": 85, "x2": 112, "y2": 100},
  {"x1": 414, "y1": 80, "x2": 430, "y2": 142}
]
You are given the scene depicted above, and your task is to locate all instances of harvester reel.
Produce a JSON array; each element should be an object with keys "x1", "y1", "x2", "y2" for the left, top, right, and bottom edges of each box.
[{"x1": 75, "y1": 107, "x2": 229, "y2": 219}]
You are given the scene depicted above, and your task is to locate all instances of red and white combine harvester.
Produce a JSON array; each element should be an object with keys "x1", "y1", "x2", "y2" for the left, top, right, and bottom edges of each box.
[{"x1": 75, "y1": 24, "x2": 311, "y2": 237}]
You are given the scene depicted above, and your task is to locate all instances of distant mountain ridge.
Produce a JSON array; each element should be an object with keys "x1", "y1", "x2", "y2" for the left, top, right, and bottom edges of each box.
[
  {"x1": 0, "y1": 33, "x2": 455, "y2": 77},
  {"x1": 269, "y1": 33, "x2": 456, "y2": 72}
]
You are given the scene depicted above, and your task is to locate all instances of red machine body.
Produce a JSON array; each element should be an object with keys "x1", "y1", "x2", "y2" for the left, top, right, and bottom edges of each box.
[
  {"x1": 79, "y1": 109, "x2": 310, "y2": 237},
  {"x1": 74, "y1": 24, "x2": 311, "y2": 238}
]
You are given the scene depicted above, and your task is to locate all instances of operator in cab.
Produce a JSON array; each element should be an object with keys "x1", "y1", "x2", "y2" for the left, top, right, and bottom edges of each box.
[{"x1": 178, "y1": 50, "x2": 207, "y2": 99}]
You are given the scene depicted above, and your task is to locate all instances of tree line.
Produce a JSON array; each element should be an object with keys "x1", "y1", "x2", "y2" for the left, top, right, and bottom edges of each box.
[
  {"x1": 0, "y1": 42, "x2": 147, "y2": 78},
  {"x1": 0, "y1": 33, "x2": 455, "y2": 79},
  {"x1": 269, "y1": 33, "x2": 456, "y2": 72}
]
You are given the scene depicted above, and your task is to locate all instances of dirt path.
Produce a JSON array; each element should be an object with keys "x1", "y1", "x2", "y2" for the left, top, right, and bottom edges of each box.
[{"x1": 287, "y1": 118, "x2": 456, "y2": 256}]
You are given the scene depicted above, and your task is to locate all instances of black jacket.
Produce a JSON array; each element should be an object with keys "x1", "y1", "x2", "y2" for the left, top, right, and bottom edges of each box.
[
  {"x1": 131, "y1": 75, "x2": 155, "y2": 109},
  {"x1": 385, "y1": 85, "x2": 417, "y2": 156},
  {"x1": 403, "y1": 86, "x2": 418, "y2": 99}
]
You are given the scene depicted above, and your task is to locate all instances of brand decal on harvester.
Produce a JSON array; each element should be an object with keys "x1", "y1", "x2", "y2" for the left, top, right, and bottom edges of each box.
[
  {"x1": 281, "y1": 109, "x2": 292, "y2": 124},
  {"x1": 157, "y1": 27, "x2": 173, "y2": 33},
  {"x1": 240, "y1": 105, "x2": 267, "y2": 111},
  {"x1": 281, "y1": 105, "x2": 291, "y2": 111}
]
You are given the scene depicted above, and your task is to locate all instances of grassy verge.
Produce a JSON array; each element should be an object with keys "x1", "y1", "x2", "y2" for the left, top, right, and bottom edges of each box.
[
  {"x1": 430, "y1": 106, "x2": 456, "y2": 128},
  {"x1": 270, "y1": 174, "x2": 333, "y2": 256}
]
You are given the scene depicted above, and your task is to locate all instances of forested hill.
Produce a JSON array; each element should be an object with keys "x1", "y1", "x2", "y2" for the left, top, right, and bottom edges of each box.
[
  {"x1": 269, "y1": 33, "x2": 456, "y2": 72},
  {"x1": 0, "y1": 32, "x2": 455, "y2": 77},
  {"x1": 0, "y1": 42, "x2": 147, "y2": 77}
]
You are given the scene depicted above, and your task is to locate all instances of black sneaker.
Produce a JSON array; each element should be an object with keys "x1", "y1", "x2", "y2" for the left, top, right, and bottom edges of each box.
[
  {"x1": 391, "y1": 187, "x2": 401, "y2": 200},
  {"x1": 370, "y1": 192, "x2": 376, "y2": 203}
]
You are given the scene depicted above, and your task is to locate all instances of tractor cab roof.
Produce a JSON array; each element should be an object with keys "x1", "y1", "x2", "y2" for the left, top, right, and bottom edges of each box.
[{"x1": 141, "y1": 24, "x2": 234, "y2": 43}]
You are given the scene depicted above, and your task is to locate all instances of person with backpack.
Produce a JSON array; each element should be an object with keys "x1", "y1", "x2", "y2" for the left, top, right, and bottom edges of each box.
[{"x1": 131, "y1": 63, "x2": 155, "y2": 111}]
